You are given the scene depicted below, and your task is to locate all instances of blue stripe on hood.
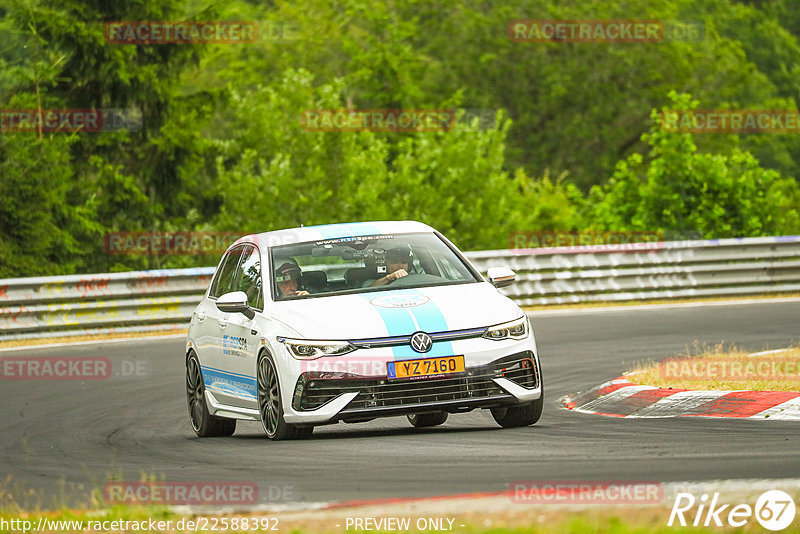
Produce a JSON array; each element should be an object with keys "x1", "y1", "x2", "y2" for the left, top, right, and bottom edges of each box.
[{"x1": 361, "y1": 289, "x2": 454, "y2": 360}]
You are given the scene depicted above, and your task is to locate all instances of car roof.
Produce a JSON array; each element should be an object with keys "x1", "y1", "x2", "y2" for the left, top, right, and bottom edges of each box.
[{"x1": 232, "y1": 220, "x2": 436, "y2": 249}]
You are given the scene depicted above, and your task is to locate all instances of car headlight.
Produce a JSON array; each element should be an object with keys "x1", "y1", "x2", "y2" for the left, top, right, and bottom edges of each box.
[
  {"x1": 482, "y1": 317, "x2": 528, "y2": 340},
  {"x1": 277, "y1": 337, "x2": 356, "y2": 359}
]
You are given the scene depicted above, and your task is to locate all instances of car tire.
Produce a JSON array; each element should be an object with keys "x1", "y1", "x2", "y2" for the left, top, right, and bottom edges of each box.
[
  {"x1": 257, "y1": 351, "x2": 313, "y2": 440},
  {"x1": 186, "y1": 352, "x2": 236, "y2": 437},
  {"x1": 490, "y1": 387, "x2": 544, "y2": 428},
  {"x1": 407, "y1": 411, "x2": 448, "y2": 427}
]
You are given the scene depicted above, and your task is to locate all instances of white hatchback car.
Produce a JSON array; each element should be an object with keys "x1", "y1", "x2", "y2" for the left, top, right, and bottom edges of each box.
[{"x1": 185, "y1": 221, "x2": 543, "y2": 440}]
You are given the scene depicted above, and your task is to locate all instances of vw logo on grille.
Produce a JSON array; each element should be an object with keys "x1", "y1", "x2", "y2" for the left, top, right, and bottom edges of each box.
[{"x1": 410, "y1": 331, "x2": 433, "y2": 353}]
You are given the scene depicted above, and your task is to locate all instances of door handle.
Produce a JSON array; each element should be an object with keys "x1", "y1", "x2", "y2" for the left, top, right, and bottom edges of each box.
[
  {"x1": 218, "y1": 316, "x2": 228, "y2": 329},
  {"x1": 197, "y1": 310, "x2": 207, "y2": 321}
]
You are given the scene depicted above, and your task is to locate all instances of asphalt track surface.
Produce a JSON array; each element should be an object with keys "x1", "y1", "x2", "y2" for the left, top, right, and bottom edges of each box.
[{"x1": 2, "y1": 300, "x2": 800, "y2": 509}]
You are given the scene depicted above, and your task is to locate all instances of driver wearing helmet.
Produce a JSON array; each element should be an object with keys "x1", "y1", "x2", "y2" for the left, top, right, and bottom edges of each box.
[
  {"x1": 368, "y1": 246, "x2": 412, "y2": 287},
  {"x1": 274, "y1": 260, "x2": 309, "y2": 297}
]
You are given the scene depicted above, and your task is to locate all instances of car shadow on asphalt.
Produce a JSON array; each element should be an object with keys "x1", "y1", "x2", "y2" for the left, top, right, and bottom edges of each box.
[
  {"x1": 231, "y1": 426, "x2": 494, "y2": 440},
  {"x1": 228, "y1": 422, "x2": 551, "y2": 441}
]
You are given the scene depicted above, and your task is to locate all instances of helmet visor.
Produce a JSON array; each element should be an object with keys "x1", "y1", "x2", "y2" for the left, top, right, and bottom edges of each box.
[{"x1": 275, "y1": 263, "x2": 301, "y2": 283}]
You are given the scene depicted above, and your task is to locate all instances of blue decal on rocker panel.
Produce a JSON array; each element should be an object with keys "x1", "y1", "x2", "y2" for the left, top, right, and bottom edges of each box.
[{"x1": 201, "y1": 366, "x2": 257, "y2": 400}]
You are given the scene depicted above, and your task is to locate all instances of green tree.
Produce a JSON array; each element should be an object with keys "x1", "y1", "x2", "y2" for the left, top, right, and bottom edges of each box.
[
  {"x1": 589, "y1": 92, "x2": 800, "y2": 238},
  {"x1": 0, "y1": 133, "x2": 100, "y2": 277},
  {"x1": 1, "y1": 0, "x2": 221, "y2": 273},
  {"x1": 211, "y1": 69, "x2": 391, "y2": 234},
  {"x1": 210, "y1": 68, "x2": 585, "y2": 251}
]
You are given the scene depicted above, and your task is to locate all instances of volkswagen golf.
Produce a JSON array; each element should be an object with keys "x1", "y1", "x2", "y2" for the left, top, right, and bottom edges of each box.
[{"x1": 185, "y1": 221, "x2": 543, "y2": 440}]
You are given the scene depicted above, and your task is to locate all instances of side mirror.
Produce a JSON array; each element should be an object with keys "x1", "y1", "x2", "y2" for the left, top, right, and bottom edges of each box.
[
  {"x1": 216, "y1": 291, "x2": 255, "y2": 319},
  {"x1": 487, "y1": 266, "x2": 516, "y2": 288}
]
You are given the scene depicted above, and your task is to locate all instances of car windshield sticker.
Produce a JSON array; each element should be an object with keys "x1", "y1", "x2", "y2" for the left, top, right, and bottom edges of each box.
[
  {"x1": 314, "y1": 234, "x2": 395, "y2": 246},
  {"x1": 307, "y1": 222, "x2": 384, "y2": 240}
]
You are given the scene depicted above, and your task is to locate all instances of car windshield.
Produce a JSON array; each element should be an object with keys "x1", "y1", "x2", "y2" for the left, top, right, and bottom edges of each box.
[{"x1": 270, "y1": 232, "x2": 480, "y2": 300}]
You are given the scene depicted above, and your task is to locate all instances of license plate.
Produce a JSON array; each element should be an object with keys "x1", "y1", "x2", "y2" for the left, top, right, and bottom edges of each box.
[{"x1": 387, "y1": 356, "x2": 465, "y2": 380}]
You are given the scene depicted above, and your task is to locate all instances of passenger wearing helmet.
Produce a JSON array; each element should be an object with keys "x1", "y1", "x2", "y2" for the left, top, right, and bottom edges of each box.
[
  {"x1": 274, "y1": 260, "x2": 309, "y2": 297},
  {"x1": 368, "y1": 246, "x2": 412, "y2": 287}
]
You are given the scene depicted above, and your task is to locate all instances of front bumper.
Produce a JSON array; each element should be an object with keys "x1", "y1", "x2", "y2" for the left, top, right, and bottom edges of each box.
[{"x1": 283, "y1": 351, "x2": 540, "y2": 424}]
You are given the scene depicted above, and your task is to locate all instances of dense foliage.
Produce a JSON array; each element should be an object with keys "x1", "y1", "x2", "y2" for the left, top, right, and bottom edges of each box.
[{"x1": 1, "y1": 0, "x2": 799, "y2": 277}]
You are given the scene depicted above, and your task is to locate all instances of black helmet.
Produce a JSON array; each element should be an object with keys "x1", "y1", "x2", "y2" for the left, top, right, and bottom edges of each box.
[
  {"x1": 274, "y1": 259, "x2": 301, "y2": 283},
  {"x1": 385, "y1": 245, "x2": 413, "y2": 263}
]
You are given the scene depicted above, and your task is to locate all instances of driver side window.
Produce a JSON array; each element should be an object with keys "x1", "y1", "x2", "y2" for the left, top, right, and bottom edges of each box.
[
  {"x1": 236, "y1": 245, "x2": 264, "y2": 310},
  {"x1": 210, "y1": 246, "x2": 245, "y2": 298}
]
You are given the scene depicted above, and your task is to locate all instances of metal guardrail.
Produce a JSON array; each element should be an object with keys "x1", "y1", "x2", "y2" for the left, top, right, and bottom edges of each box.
[
  {"x1": 467, "y1": 235, "x2": 800, "y2": 305},
  {"x1": 1, "y1": 236, "x2": 798, "y2": 341},
  {"x1": 0, "y1": 268, "x2": 215, "y2": 341}
]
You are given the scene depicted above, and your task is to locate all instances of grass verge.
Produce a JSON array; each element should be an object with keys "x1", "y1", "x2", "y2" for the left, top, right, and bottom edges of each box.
[
  {"x1": 2, "y1": 504, "x2": 799, "y2": 533},
  {"x1": 627, "y1": 343, "x2": 800, "y2": 391},
  {"x1": 3, "y1": 479, "x2": 799, "y2": 533}
]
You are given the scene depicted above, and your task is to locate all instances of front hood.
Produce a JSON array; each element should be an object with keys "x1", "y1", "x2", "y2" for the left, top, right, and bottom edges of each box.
[{"x1": 271, "y1": 282, "x2": 522, "y2": 339}]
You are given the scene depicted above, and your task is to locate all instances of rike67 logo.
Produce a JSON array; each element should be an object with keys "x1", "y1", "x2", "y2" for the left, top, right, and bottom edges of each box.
[{"x1": 669, "y1": 490, "x2": 796, "y2": 531}]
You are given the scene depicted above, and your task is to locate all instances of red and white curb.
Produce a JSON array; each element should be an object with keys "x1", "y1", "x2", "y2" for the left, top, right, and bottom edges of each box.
[{"x1": 562, "y1": 376, "x2": 800, "y2": 420}]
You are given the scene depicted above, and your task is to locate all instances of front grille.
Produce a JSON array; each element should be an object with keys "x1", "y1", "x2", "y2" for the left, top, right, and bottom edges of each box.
[
  {"x1": 348, "y1": 326, "x2": 487, "y2": 349},
  {"x1": 292, "y1": 351, "x2": 538, "y2": 412}
]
